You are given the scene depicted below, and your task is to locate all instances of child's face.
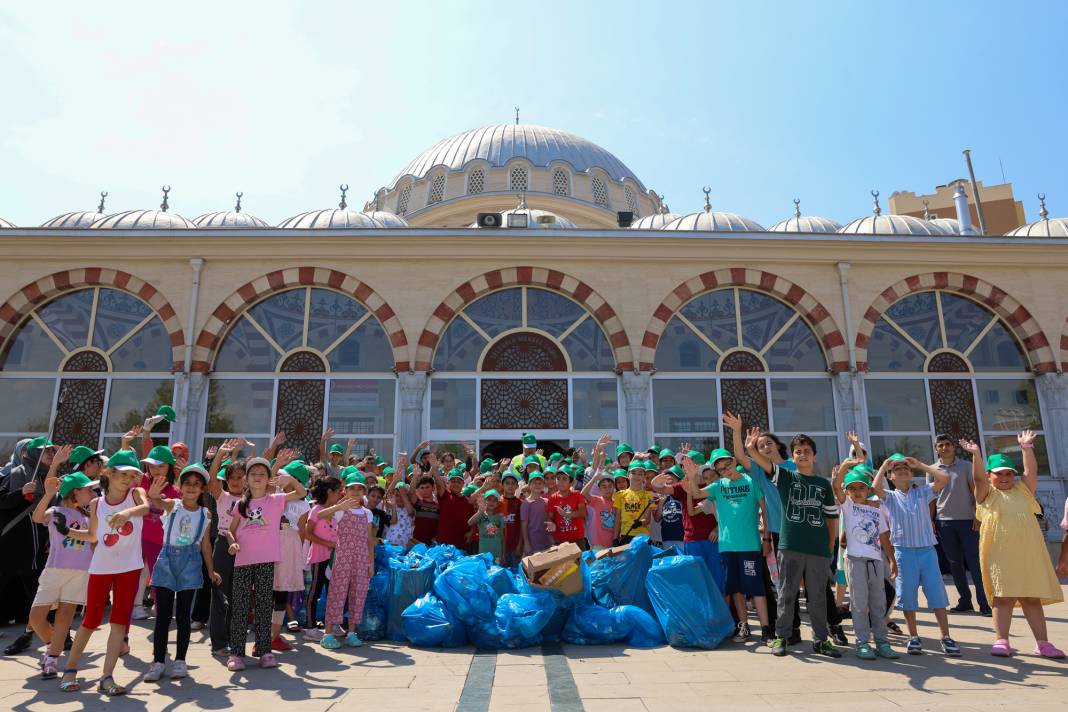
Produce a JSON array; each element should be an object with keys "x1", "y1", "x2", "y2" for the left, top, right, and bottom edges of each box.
[
  {"x1": 618, "y1": 453, "x2": 632, "y2": 468},
  {"x1": 528, "y1": 478, "x2": 544, "y2": 495},
  {"x1": 615, "y1": 478, "x2": 629, "y2": 491},
  {"x1": 888, "y1": 463, "x2": 913, "y2": 488},
  {"x1": 503, "y1": 478, "x2": 518, "y2": 495},
  {"x1": 326, "y1": 487, "x2": 343, "y2": 505},
  {"x1": 180, "y1": 477, "x2": 204, "y2": 501},
  {"x1": 630, "y1": 472, "x2": 646, "y2": 490},
  {"x1": 72, "y1": 486, "x2": 95, "y2": 507},
  {"x1": 226, "y1": 469, "x2": 246, "y2": 495},
  {"x1": 757, "y1": 436, "x2": 779, "y2": 460},
  {"x1": 367, "y1": 489, "x2": 383, "y2": 508},
  {"x1": 484, "y1": 496, "x2": 499, "y2": 513},
  {"x1": 554, "y1": 474, "x2": 571, "y2": 492},
  {"x1": 845, "y1": 482, "x2": 869, "y2": 503},
  {"x1": 447, "y1": 477, "x2": 464, "y2": 494},
  {"x1": 791, "y1": 445, "x2": 815, "y2": 468},
  {"x1": 989, "y1": 469, "x2": 1016, "y2": 491},
  {"x1": 83, "y1": 458, "x2": 103, "y2": 478},
  {"x1": 598, "y1": 478, "x2": 615, "y2": 497},
  {"x1": 148, "y1": 462, "x2": 169, "y2": 479},
  {"x1": 246, "y1": 465, "x2": 270, "y2": 493},
  {"x1": 416, "y1": 483, "x2": 434, "y2": 500},
  {"x1": 109, "y1": 468, "x2": 137, "y2": 492},
  {"x1": 346, "y1": 484, "x2": 366, "y2": 502},
  {"x1": 695, "y1": 468, "x2": 713, "y2": 488}
]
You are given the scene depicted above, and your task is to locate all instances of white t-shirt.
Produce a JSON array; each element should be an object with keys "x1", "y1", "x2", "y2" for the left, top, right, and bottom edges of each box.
[
  {"x1": 838, "y1": 499, "x2": 888, "y2": 560},
  {"x1": 162, "y1": 506, "x2": 209, "y2": 547}
]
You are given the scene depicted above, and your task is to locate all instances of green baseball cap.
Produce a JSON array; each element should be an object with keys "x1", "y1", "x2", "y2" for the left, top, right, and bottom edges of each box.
[
  {"x1": 329, "y1": 444, "x2": 344, "y2": 455},
  {"x1": 501, "y1": 471, "x2": 518, "y2": 482},
  {"x1": 612, "y1": 468, "x2": 629, "y2": 479},
  {"x1": 382, "y1": 466, "x2": 396, "y2": 477},
  {"x1": 26, "y1": 436, "x2": 54, "y2": 451},
  {"x1": 686, "y1": 450, "x2": 706, "y2": 466},
  {"x1": 667, "y1": 464, "x2": 685, "y2": 480},
  {"x1": 479, "y1": 458, "x2": 496, "y2": 474},
  {"x1": 374, "y1": 456, "x2": 386, "y2": 466},
  {"x1": 59, "y1": 472, "x2": 95, "y2": 498},
  {"x1": 142, "y1": 445, "x2": 176, "y2": 466},
  {"x1": 447, "y1": 468, "x2": 465, "y2": 481},
  {"x1": 522, "y1": 433, "x2": 537, "y2": 447},
  {"x1": 851, "y1": 463, "x2": 876, "y2": 479},
  {"x1": 843, "y1": 470, "x2": 872, "y2": 489},
  {"x1": 708, "y1": 448, "x2": 733, "y2": 466},
  {"x1": 156, "y1": 405, "x2": 177, "y2": 423},
  {"x1": 483, "y1": 489, "x2": 500, "y2": 499},
  {"x1": 69, "y1": 445, "x2": 105, "y2": 470},
  {"x1": 523, "y1": 455, "x2": 540, "y2": 467},
  {"x1": 179, "y1": 463, "x2": 210, "y2": 485},
  {"x1": 339, "y1": 465, "x2": 360, "y2": 480},
  {"x1": 616, "y1": 442, "x2": 634, "y2": 456},
  {"x1": 548, "y1": 452, "x2": 563, "y2": 463},
  {"x1": 527, "y1": 470, "x2": 545, "y2": 481},
  {"x1": 627, "y1": 460, "x2": 644, "y2": 472},
  {"x1": 658, "y1": 448, "x2": 676, "y2": 460},
  {"x1": 461, "y1": 484, "x2": 478, "y2": 497},
  {"x1": 985, "y1": 453, "x2": 1017, "y2": 473},
  {"x1": 282, "y1": 460, "x2": 310, "y2": 486},
  {"x1": 107, "y1": 449, "x2": 143, "y2": 472},
  {"x1": 887, "y1": 453, "x2": 911, "y2": 468},
  {"x1": 344, "y1": 471, "x2": 367, "y2": 488}
]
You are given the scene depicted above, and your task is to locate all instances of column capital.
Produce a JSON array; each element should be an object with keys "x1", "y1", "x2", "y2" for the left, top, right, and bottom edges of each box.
[{"x1": 398, "y1": 372, "x2": 429, "y2": 409}]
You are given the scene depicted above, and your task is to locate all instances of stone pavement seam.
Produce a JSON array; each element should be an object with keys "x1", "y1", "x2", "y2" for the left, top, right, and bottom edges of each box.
[
  {"x1": 456, "y1": 649, "x2": 497, "y2": 712},
  {"x1": 542, "y1": 642, "x2": 585, "y2": 712}
]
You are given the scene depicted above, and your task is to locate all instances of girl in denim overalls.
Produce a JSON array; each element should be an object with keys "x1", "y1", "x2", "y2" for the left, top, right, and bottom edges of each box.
[{"x1": 145, "y1": 465, "x2": 221, "y2": 681}]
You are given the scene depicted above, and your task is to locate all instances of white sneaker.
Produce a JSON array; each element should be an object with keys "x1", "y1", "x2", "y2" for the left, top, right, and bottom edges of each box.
[
  {"x1": 171, "y1": 660, "x2": 188, "y2": 679},
  {"x1": 145, "y1": 661, "x2": 166, "y2": 682},
  {"x1": 131, "y1": 606, "x2": 149, "y2": 621}
]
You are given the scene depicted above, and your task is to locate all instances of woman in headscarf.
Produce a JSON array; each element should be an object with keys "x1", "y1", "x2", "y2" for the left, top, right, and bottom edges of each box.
[{"x1": 0, "y1": 439, "x2": 32, "y2": 481}]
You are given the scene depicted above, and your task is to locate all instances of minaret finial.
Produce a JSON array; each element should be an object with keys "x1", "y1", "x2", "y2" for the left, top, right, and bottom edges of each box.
[
  {"x1": 160, "y1": 185, "x2": 171, "y2": 212},
  {"x1": 97, "y1": 191, "x2": 108, "y2": 214},
  {"x1": 1038, "y1": 193, "x2": 1048, "y2": 220},
  {"x1": 923, "y1": 199, "x2": 931, "y2": 221},
  {"x1": 793, "y1": 198, "x2": 801, "y2": 218},
  {"x1": 517, "y1": 192, "x2": 527, "y2": 210},
  {"x1": 702, "y1": 186, "x2": 712, "y2": 213},
  {"x1": 234, "y1": 192, "x2": 243, "y2": 213},
  {"x1": 374, "y1": 192, "x2": 381, "y2": 211},
  {"x1": 515, "y1": 106, "x2": 520, "y2": 125},
  {"x1": 871, "y1": 190, "x2": 881, "y2": 216},
  {"x1": 339, "y1": 184, "x2": 349, "y2": 210}
]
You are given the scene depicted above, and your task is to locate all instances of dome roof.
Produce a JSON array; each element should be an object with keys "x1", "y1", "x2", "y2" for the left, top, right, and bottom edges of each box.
[
  {"x1": 362, "y1": 210, "x2": 409, "y2": 228},
  {"x1": 768, "y1": 200, "x2": 841, "y2": 233},
  {"x1": 1005, "y1": 196, "x2": 1068, "y2": 237},
  {"x1": 92, "y1": 209, "x2": 197, "y2": 229},
  {"x1": 468, "y1": 204, "x2": 576, "y2": 230},
  {"x1": 630, "y1": 208, "x2": 681, "y2": 230},
  {"x1": 929, "y1": 217, "x2": 966, "y2": 235},
  {"x1": 663, "y1": 211, "x2": 764, "y2": 232},
  {"x1": 838, "y1": 191, "x2": 948, "y2": 236},
  {"x1": 392, "y1": 123, "x2": 645, "y2": 190},
  {"x1": 41, "y1": 210, "x2": 107, "y2": 228},
  {"x1": 0, "y1": 217, "x2": 16, "y2": 228},
  {"x1": 193, "y1": 193, "x2": 268, "y2": 228},
  {"x1": 278, "y1": 208, "x2": 384, "y2": 229}
]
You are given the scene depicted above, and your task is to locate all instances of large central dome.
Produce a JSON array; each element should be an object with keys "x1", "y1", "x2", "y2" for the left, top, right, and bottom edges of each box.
[{"x1": 391, "y1": 124, "x2": 646, "y2": 190}]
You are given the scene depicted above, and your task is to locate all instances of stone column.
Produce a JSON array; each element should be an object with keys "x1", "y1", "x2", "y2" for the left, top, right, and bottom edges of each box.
[
  {"x1": 397, "y1": 372, "x2": 429, "y2": 453},
  {"x1": 181, "y1": 372, "x2": 209, "y2": 455},
  {"x1": 621, "y1": 372, "x2": 652, "y2": 446},
  {"x1": 833, "y1": 371, "x2": 861, "y2": 439},
  {"x1": 1034, "y1": 372, "x2": 1068, "y2": 540}
]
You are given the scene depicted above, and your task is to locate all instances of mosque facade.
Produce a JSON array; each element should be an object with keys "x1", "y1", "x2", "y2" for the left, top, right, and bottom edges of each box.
[{"x1": 1, "y1": 123, "x2": 1067, "y2": 537}]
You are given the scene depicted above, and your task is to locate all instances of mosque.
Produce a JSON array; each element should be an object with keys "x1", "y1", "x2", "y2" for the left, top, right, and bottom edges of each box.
[{"x1": 1, "y1": 122, "x2": 1066, "y2": 537}]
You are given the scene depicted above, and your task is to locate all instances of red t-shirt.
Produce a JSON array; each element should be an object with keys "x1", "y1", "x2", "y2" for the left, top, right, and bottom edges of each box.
[
  {"x1": 412, "y1": 498, "x2": 439, "y2": 544},
  {"x1": 436, "y1": 491, "x2": 474, "y2": 548},
  {"x1": 548, "y1": 491, "x2": 586, "y2": 543},
  {"x1": 672, "y1": 483, "x2": 717, "y2": 542},
  {"x1": 502, "y1": 496, "x2": 522, "y2": 553}
]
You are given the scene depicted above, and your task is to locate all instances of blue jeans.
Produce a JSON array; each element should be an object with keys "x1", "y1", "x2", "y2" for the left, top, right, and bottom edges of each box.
[{"x1": 937, "y1": 519, "x2": 989, "y2": 610}]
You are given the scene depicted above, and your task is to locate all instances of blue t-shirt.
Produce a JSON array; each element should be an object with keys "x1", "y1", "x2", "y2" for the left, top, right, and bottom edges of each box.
[
  {"x1": 748, "y1": 462, "x2": 784, "y2": 534},
  {"x1": 704, "y1": 474, "x2": 764, "y2": 553},
  {"x1": 880, "y1": 483, "x2": 938, "y2": 548},
  {"x1": 658, "y1": 494, "x2": 684, "y2": 542}
]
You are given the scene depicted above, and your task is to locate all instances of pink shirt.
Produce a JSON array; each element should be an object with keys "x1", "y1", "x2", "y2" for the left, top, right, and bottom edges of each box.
[
  {"x1": 233, "y1": 492, "x2": 287, "y2": 567},
  {"x1": 306, "y1": 504, "x2": 338, "y2": 565},
  {"x1": 140, "y1": 474, "x2": 179, "y2": 546},
  {"x1": 585, "y1": 495, "x2": 616, "y2": 548},
  {"x1": 216, "y1": 491, "x2": 240, "y2": 534}
]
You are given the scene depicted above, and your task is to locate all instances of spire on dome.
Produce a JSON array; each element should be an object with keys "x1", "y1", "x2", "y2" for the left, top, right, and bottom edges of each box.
[
  {"x1": 702, "y1": 186, "x2": 712, "y2": 213},
  {"x1": 97, "y1": 191, "x2": 108, "y2": 214},
  {"x1": 871, "y1": 190, "x2": 881, "y2": 216},
  {"x1": 923, "y1": 199, "x2": 931, "y2": 220},
  {"x1": 235, "y1": 192, "x2": 243, "y2": 213},
  {"x1": 160, "y1": 185, "x2": 171, "y2": 212},
  {"x1": 793, "y1": 198, "x2": 801, "y2": 218},
  {"x1": 339, "y1": 184, "x2": 349, "y2": 210},
  {"x1": 1038, "y1": 193, "x2": 1048, "y2": 220}
]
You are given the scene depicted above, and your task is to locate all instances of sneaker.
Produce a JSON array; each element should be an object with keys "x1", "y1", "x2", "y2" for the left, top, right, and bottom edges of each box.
[
  {"x1": 144, "y1": 662, "x2": 166, "y2": 682},
  {"x1": 270, "y1": 636, "x2": 292, "y2": 652},
  {"x1": 345, "y1": 632, "x2": 364, "y2": 648},
  {"x1": 949, "y1": 603, "x2": 975, "y2": 613},
  {"x1": 3, "y1": 631, "x2": 32, "y2": 655},
  {"x1": 875, "y1": 642, "x2": 899, "y2": 659},
  {"x1": 941, "y1": 636, "x2": 961, "y2": 657},
  {"x1": 771, "y1": 637, "x2": 788, "y2": 657},
  {"x1": 258, "y1": 652, "x2": 278, "y2": 669},
  {"x1": 226, "y1": 655, "x2": 245, "y2": 672},
  {"x1": 286, "y1": 621, "x2": 301, "y2": 632},
  {"x1": 731, "y1": 622, "x2": 751, "y2": 643},
  {"x1": 320, "y1": 634, "x2": 342, "y2": 650},
  {"x1": 131, "y1": 606, "x2": 149, "y2": 621},
  {"x1": 303, "y1": 628, "x2": 325, "y2": 642},
  {"x1": 979, "y1": 608, "x2": 992, "y2": 617},
  {"x1": 760, "y1": 625, "x2": 774, "y2": 644},
  {"x1": 787, "y1": 630, "x2": 802, "y2": 646},
  {"x1": 830, "y1": 624, "x2": 849, "y2": 646},
  {"x1": 812, "y1": 639, "x2": 842, "y2": 658},
  {"x1": 1033, "y1": 641, "x2": 1065, "y2": 659},
  {"x1": 907, "y1": 637, "x2": 923, "y2": 655},
  {"x1": 855, "y1": 642, "x2": 876, "y2": 660},
  {"x1": 171, "y1": 660, "x2": 188, "y2": 679}
]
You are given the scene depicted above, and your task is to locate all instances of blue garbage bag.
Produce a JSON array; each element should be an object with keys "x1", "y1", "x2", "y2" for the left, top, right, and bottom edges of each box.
[
  {"x1": 424, "y1": 544, "x2": 467, "y2": 572},
  {"x1": 588, "y1": 536, "x2": 654, "y2": 614},
  {"x1": 646, "y1": 555, "x2": 734, "y2": 649},
  {"x1": 357, "y1": 568, "x2": 390, "y2": 640},
  {"x1": 468, "y1": 617, "x2": 540, "y2": 650},
  {"x1": 487, "y1": 566, "x2": 517, "y2": 598},
  {"x1": 376, "y1": 543, "x2": 407, "y2": 569},
  {"x1": 386, "y1": 557, "x2": 437, "y2": 641},
  {"x1": 495, "y1": 592, "x2": 555, "y2": 641},
  {"x1": 433, "y1": 558, "x2": 496, "y2": 625},
  {"x1": 405, "y1": 543, "x2": 429, "y2": 562},
  {"x1": 402, "y1": 593, "x2": 467, "y2": 647},
  {"x1": 615, "y1": 605, "x2": 665, "y2": 647},
  {"x1": 561, "y1": 603, "x2": 630, "y2": 644}
]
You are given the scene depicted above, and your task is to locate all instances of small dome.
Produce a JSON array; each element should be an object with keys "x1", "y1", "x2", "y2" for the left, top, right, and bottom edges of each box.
[
  {"x1": 838, "y1": 191, "x2": 948, "y2": 236},
  {"x1": 278, "y1": 208, "x2": 384, "y2": 229},
  {"x1": 1005, "y1": 195, "x2": 1068, "y2": 237},
  {"x1": 468, "y1": 204, "x2": 576, "y2": 229},
  {"x1": 92, "y1": 209, "x2": 197, "y2": 229},
  {"x1": 41, "y1": 211, "x2": 107, "y2": 228},
  {"x1": 0, "y1": 217, "x2": 16, "y2": 228},
  {"x1": 661, "y1": 189, "x2": 764, "y2": 232},
  {"x1": 362, "y1": 210, "x2": 409, "y2": 228},
  {"x1": 193, "y1": 193, "x2": 268, "y2": 228},
  {"x1": 768, "y1": 200, "x2": 841, "y2": 233},
  {"x1": 929, "y1": 217, "x2": 966, "y2": 235},
  {"x1": 630, "y1": 208, "x2": 681, "y2": 230}
]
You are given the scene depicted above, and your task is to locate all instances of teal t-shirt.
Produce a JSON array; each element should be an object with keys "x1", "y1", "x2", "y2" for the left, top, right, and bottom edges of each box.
[
  {"x1": 476, "y1": 513, "x2": 505, "y2": 563},
  {"x1": 703, "y1": 474, "x2": 764, "y2": 553}
]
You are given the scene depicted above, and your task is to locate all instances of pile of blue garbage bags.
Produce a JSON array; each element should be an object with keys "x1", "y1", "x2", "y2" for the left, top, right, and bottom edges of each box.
[{"x1": 350, "y1": 536, "x2": 735, "y2": 650}]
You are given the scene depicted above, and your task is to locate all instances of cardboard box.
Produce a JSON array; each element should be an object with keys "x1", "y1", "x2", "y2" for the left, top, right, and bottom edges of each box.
[
  {"x1": 521, "y1": 542, "x2": 584, "y2": 596},
  {"x1": 594, "y1": 543, "x2": 631, "y2": 560}
]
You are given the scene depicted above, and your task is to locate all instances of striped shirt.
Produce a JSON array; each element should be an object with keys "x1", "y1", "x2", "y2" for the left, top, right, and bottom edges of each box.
[{"x1": 880, "y1": 483, "x2": 937, "y2": 548}]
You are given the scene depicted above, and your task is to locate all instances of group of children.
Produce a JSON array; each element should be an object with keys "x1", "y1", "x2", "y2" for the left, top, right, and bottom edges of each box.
[{"x1": 6, "y1": 415, "x2": 1067, "y2": 695}]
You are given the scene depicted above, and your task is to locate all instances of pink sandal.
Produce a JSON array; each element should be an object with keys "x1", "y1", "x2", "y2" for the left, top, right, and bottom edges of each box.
[
  {"x1": 1033, "y1": 641, "x2": 1065, "y2": 659},
  {"x1": 991, "y1": 639, "x2": 1013, "y2": 657}
]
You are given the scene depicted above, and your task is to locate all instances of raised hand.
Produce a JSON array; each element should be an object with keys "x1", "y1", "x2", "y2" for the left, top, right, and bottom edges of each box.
[
  {"x1": 678, "y1": 441, "x2": 692, "y2": 454},
  {"x1": 174, "y1": 454, "x2": 189, "y2": 473},
  {"x1": 121, "y1": 424, "x2": 143, "y2": 449},
  {"x1": 722, "y1": 411, "x2": 742, "y2": 432},
  {"x1": 44, "y1": 476, "x2": 61, "y2": 496},
  {"x1": 270, "y1": 431, "x2": 286, "y2": 449},
  {"x1": 846, "y1": 431, "x2": 862, "y2": 448},
  {"x1": 1018, "y1": 429, "x2": 1037, "y2": 447},
  {"x1": 596, "y1": 433, "x2": 612, "y2": 450},
  {"x1": 322, "y1": 427, "x2": 335, "y2": 441},
  {"x1": 959, "y1": 439, "x2": 980, "y2": 455},
  {"x1": 53, "y1": 444, "x2": 73, "y2": 466},
  {"x1": 148, "y1": 475, "x2": 168, "y2": 498},
  {"x1": 680, "y1": 454, "x2": 698, "y2": 480},
  {"x1": 275, "y1": 448, "x2": 298, "y2": 468},
  {"x1": 745, "y1": 426, "x2": 761, "y2": 451}
]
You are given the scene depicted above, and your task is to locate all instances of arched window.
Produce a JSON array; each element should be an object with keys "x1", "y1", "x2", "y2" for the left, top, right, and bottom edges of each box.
[
  {"x1": 396, "y1": 183, "x2": 413, "y2": 215},
  {"x1": 427, "y1": 173, "x2": 447, "y2": 204},
  {"x1": 509, "y1": 165, "x2": 528, "y2": 193},
  {"x1": 552, "y1": 169, "x2": 570, "y2": 196},
  {"x1": 428, "y1": 286, "x2": 618, "y2": 453},
  {"x1": 591, "y1": 176, "x2": 610, "y2": 207},
  {"x1": 467, "y1": 168, "x2": 485, "y2": 195},
  {"x1": 206, "y1": 287, "x2": 396, "y2": 462},
  {"x1": 0, "y1": 287, "x2": 175, "y2": 453},
  {"x1": 652, "y1": 287, "x2": 838, "y2": 471},
  {"x1": 863, "y1": 289, "x2": 1046, "y2": 470},
  {"x1": 625, "y1": 186, "x2": 639, "y2": 217}
]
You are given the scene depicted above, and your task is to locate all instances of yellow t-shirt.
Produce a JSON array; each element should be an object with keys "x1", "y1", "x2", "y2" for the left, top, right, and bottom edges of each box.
[
  {"x1": 510, "y1": 452, "x2": 547, "y2": 477},
  {"x1": 613, "y1": 489, "x2": 651, "y2": 537}
]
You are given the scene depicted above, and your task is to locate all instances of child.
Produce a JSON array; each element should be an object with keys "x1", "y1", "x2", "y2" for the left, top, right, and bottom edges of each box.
[
  {"x1": 656, "y1": 465, "x2": 686, "y2": 552},
  {"x1": 272, "y1": 460, "x2": 311, "y2": 651},
  {"x1": 317, "y1": 470, "x2": 375, "y2": 649},
  {"x1": 436, "y1": 468, "x2": 475, "y2": 549},
  {"x1": 469, "y1": 490, "x2": 506, "y2": 563},
  {"x1": 60, "y1": 449, "x2": 150, "y2": 695},
  {"x1": 831, "y1": 462, "x2": 898, "y2": 660},
  {"x1": 411, "y1": 475, "x2": 440, "y2": 545},
  {"x1": 135, "y1": 444, "x2": 180, "y2": 620},
  {"x1": 548, "y1": 468, "x2": 586, "y2": 547},
  {"x1": 580, "y1": 440, "x2": 617, "y2": 552},
  {"x1": 225, "y1": 453, "x2": 307, "y2": 671},
  {"x1": 749, "y1": 434, "x2": 840, "y2": 658},
  {"x1": 681, "y1": 450, "x2": 770, "y2": 643},
  {"x1": 963, "y1": 433, "x2": 1064, "y2": 658},
  {"x1": 501, "y1": 472, "x2": 524, "y2": 565},
  {"x1": 520, "y1": 472, "x2": 552, "y2": 555},
  {"x1": 30, "y1": 448, "x2": 93, "y2": 681},
  {"x1": 366, "y1": 483, "x2": 391, "y2": 541},
  {"x1": 872, "y1": 453, "x2": 960, "y2": 656},
  {"x1": 613, "y1": 462, "x2": 652, "y2": 545},
  {"x1": 144, "y1": 464, "x2": 221, "y2": 681},
  {"x1": 207, "y1": 442, "x2": 246, "y2": 655},
  {"x1": 302, "y1": 475, "x2": 342, "y2": 640},
  {"x1": 651, "y1": 455, "x2": 720, "y2": 587},
  {"x1": 385, "y1": 477, "x2": 415, "y2": 549}
]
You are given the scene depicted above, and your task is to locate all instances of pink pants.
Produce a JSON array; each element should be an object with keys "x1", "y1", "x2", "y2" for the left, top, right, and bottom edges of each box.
[{"x1": 325, "y1": 511, "x2": 371, "y2": 627}]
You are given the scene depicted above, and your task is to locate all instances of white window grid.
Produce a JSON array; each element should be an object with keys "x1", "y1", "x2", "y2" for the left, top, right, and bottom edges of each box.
[
  {"x1": 509, "y1": 166, "x2": 528, "y2": 193},
  {"x1": 467, "y1": 168, "x2": 485, "y2": 195},
  {"x1": 396, "y1": 184, "x2": 412, "y2": 215},
  {"x1": 427, "y1": 173, "x2": 446, "y2": 204},
  {"x1": 552, "y1": 169, "x2": 570, "y2": 196},
  {"x1": 625, "y1": 186, "x2": 639, "y2": 216},
  {"x1": 591, "y1": 176, "x2": 609, "y2": 207}
]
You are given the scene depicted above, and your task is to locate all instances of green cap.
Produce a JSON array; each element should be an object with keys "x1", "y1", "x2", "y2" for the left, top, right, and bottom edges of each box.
[
  {"x1": 483, "y1": 489, "x2": 500, "y2": 499},
  {"x1": 553, "y1": 467, "x2": 572, "y2": 480},
  {"x1": 612, "y1": 468, "x2": 629, "y2": 479},
  {"x1": 479, "y1": 458, "x2": 496, "y2": 474},
  {"x1": 59, "y1": 472, "x2": 94, "y2": 498},
  {"x1": 461, "y1": 484, "x2": 478, "y2": 497},
  {"x1": 523, "y1": 455, "x2": 540, "y2": 467},
  {"x1": 501, "y1": 471, "x2": 518, "y2": 482},
  {"x1": 667, "y1": 464, "x2": 685, "y2": 480},
  {"x1": 26, "y1": 436, "x2": 54, "y2": 451},
  {"x1": 527, "y1": 470, "x2": 545, "y2": 481},
  {"x1": 156, "y1": 405, "x2": 177, "y2": 423},
  {"x1": 447, "y1": 468, "x2": 465, "y2": 481},
  {"x1": 382, "y1": 466, "x2": 396, "y2": 477},
  {"x1": 344, "y1": 471, "x2": 367, "y2": 488},
  {"x1": 708, "y1": 448, "x2": 733, "y2": 466},
  {"x1": 843, "y1": 469, "x2": 873, "y2": 489},
  {"x1": 851, "y1": 464, "x2": 876, "y2": 479},
  {"x1": 179, "y1": 463, "x2": 210, "y2": 485},
  {"x1": 282, "y1": 460, "x2": 310, "y2": 486},
  {"x1": 548, "y1": 452, "x2": 563, "y2": 463},
  {"x1": 985, "y1": 453, "x2": 1017, "y2": 473},
  {"x1": 616, "y1": 442, "x2": 634, "y2": 456},
  {"x1": 107, "y1": 449, "x2": 143, "y2": 472},
  {"x1": 686, "y1": 450, "x2": 706, "y2": 466},
  {"x1": 69, "y1": 445, "x2": 105, "y2": 470},
  {"x1": 658, "y1": 448, "x2": 676, "y2": 460},
  {"x1": 142, "y1": 445, "x2": 175, "y2": 466},
  {"x1": 522, "y1": 433, "x2": 537, "y2": 447},
  {"x1": 339, "y1": 465, "x2": 360, "y2": 480},
  {"x1": 887, "y1": 453, "x2": 911, "y2": 469},
  {"x1": 329, "y1": 444, "x2": 344, "y2": 455}
]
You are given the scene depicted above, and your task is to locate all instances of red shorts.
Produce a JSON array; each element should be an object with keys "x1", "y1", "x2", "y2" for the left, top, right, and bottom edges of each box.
[{"x1": 82, "y1": 569, "x2": 142, "y2": 630}]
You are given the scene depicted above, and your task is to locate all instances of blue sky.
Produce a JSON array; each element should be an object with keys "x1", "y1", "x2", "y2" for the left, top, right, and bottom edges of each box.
[{"x1": 1, "y1": 0, "x2": 1065, "y2": 227}]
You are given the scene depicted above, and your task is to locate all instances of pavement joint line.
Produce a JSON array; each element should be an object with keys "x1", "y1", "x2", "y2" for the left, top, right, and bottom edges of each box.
[
  {"x1": 542, "y1": 642, "x2": 585, "y2": 712},
  {"x1": 456, "y1": 648, "x2": 497, "y2": 712}
]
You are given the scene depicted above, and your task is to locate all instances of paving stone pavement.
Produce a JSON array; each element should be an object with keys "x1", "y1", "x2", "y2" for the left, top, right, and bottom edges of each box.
[{"x1": 1, "y1": 585, "x2": 1065, "y2": 711}]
